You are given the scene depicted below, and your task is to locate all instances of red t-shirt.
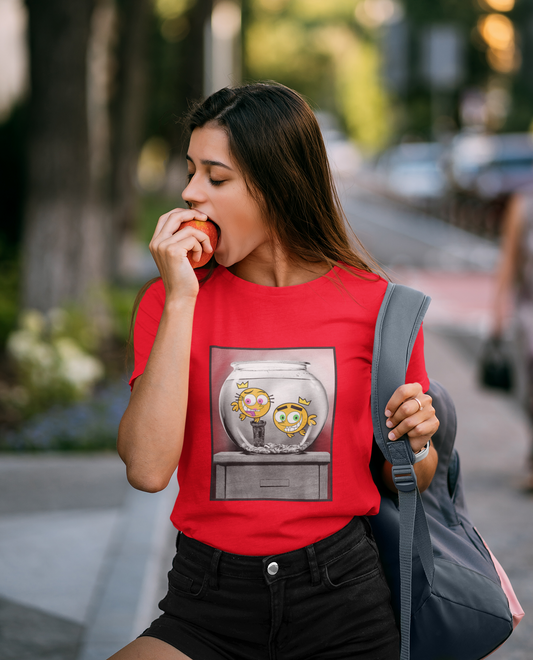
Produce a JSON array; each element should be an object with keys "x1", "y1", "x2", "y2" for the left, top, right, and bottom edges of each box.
[{"x1": 130, "y1": 265, "x2": 429, "y2": 555}]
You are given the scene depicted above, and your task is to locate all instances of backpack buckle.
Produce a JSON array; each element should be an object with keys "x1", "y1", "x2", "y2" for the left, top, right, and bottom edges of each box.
[{"x1": 392, "y1": 464, "x2": 418, "y2": 492}]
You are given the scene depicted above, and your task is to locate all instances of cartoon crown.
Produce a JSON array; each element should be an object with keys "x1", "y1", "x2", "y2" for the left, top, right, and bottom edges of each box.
[
  {"x1": 237, "y1": 382, "x2": 249, "y2": 389},
  {"x1": 298, "y1": 397, "x2": 311, "y2": 406}
]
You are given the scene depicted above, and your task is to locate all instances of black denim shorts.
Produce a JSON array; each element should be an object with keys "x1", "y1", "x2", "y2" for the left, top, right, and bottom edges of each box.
[{"x1": 140, "y1": 517, "x2": 399, "y2": 660}]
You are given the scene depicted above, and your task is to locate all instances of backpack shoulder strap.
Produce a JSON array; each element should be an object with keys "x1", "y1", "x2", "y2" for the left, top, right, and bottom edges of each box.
[
  {"x1": 371, "y1": 282, "x2": 431, "y2": 466},
  {"x1": 371, "y1": 281, "x2": 433, "y2": 660}
]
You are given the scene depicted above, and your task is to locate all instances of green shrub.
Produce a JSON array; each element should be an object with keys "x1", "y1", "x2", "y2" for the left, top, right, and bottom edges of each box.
[
  {"x1": 5, "y1": 308, "x2": 105, "y2": 415},
  {"x1": 0, "y1": 258, "x2": 19, "y2": 350}
]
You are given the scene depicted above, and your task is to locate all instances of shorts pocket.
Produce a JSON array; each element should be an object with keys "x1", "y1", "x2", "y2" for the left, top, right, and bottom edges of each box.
[
  {"x1": 167, "y1": 552, "x2": 209, "y2": 600},
  {"x1": 323, "y1": 535, "x2": 381, "y2": 589}
]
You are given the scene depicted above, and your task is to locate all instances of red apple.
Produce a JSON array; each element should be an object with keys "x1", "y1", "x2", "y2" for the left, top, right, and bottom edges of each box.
[{"x1": 177, "y1": 219, "x2": 219, "y2": 268}]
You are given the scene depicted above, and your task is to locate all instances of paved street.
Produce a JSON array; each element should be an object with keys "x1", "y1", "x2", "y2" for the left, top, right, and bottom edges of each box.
[{"x1": 0, "y1": 181, "x2": 531, "y2": 659}]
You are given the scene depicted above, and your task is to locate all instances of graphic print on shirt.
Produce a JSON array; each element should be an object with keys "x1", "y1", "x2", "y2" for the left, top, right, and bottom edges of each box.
[{"x1": 210, "y1": 346, "x2": 336, "y2": 501}]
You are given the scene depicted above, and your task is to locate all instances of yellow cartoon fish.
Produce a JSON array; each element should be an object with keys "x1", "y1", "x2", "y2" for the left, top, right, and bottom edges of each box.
[
  {"x1": 231, "y1": 387, "x2": 273, "y2": 422},
  {"x1": 273, "y1": 398, "x2": 317, "y2": 438}
]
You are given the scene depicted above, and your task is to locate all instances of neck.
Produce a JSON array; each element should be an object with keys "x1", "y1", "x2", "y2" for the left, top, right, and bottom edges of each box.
[{"x1": 228, "y1": 246, "x2": 331, "y2": 287}]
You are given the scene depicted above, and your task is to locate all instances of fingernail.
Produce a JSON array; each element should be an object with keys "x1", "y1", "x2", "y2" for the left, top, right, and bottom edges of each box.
[
  {"x1": 385, "y1": 409, "x2": 392, "y2": 417},
  {"x1": 386, "y1": 420, "x2": 393, "y2": 428},
  {"x1": 388, "y1": 432, "x2": 396, "y2": 440}
]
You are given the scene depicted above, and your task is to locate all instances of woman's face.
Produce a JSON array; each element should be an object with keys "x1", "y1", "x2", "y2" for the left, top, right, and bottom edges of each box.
[{"x1": 182, "y1": 125, "x2": 270, "y2": 268}]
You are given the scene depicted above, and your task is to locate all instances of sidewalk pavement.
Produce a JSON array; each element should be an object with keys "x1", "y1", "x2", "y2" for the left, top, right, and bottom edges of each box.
[
  {"x1": 0, "y1": 456, "x2": 178, "y2": 659},
  {"x1": 0, "y1": 306, "x2": 531, "y2": 659}
]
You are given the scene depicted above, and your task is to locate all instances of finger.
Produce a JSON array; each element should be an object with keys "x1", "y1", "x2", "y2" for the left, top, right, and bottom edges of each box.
[
  {"x1": 154, "y1": 230, "x2": 214, "y2": 264},
  {"x1": 151, "y1": 208, "x2": 208, "y2": 243},
  {"x1": 386, "y1": 393, "x2": 432, "y2": 429},
  {"x1": 156, "y1": 230, "x2": 213, "y2": 255},
  {"x1": 384, "y1": 383, "x2": 424, "y2": 418},
  {"x1": 171, "y1": 226, "x2": 214, "y2": 255},
  {"x1": 387, "y1": 413, "x2": 439, "y2": 443}
]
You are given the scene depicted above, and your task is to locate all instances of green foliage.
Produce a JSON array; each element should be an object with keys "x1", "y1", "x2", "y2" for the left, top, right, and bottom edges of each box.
[
  {"x1": 106, "y1": 284, "x2": 138, "y2": 344},
  {"x1": 244, "y1": 0, "x2": 392, "y2": 151},
  {"x1": 5, "y1": 308, "x2": 105, "y2": 416},
  {"x1": 0, "y1": 256, "x2": 19, "y2": 350},
  {"x1": 330, "y1": 28, "x2": 391, "y2": 149}
]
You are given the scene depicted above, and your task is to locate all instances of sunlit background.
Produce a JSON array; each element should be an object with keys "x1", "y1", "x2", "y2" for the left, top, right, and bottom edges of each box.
[
  {"x1": 2, "y1": 0, "x2": 533, "y2": 342},
  {"x1": 1, "y1": 0, "x2": 533, "y2": 658}
]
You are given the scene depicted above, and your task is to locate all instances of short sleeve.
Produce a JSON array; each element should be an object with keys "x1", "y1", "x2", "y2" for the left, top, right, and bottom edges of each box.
[
  {"x1": 129, "y1": 279, "x2": 166, "y2": 389},
  {"x1": 405, "y1": 324, "x2": 430, "y2": 392}
]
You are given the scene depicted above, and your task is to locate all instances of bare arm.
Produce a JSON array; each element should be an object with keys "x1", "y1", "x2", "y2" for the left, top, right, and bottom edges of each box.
[
  {"x1": 493, "y1": 194, "x2": 524, "y2": 337},
  {"x1": 117, "y1": 208, "x2": 215, "y2": 492},
  {"x1": 381, "y1": 383, "x2": 439, "y2": 493}
]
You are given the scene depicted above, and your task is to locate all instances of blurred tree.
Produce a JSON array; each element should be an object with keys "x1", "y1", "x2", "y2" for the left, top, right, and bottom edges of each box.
[
  {"x1": 149, "y1": 0, "x2": 213, "y2": 192},
  {"x1": 22, "y1": 0, "x2": 105, "y2": 314},
  {"x1": 243, "y1": 0, "x2": 391, "y2": 151},
  {"x1": 109, "y1": 0, "x2": 152, "y2": 279}
]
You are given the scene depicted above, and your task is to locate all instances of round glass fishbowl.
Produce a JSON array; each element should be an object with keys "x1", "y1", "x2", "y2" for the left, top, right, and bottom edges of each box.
[{"x1": 218, "y1": 360, "x2": 329, "y2": 454}]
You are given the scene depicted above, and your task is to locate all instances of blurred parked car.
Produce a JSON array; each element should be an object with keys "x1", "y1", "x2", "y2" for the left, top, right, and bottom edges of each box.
[
  {"x1": 448, "y1": 132, "x2": 533, "y2": 200},
  {"x1": 372, "y1": 142, "x2": 448, "y2": 203}
]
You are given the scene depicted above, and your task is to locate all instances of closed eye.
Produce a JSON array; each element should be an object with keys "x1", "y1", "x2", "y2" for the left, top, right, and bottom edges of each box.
[{"x1": 186, "y1": 171, "x2": 224, "y2": 187}]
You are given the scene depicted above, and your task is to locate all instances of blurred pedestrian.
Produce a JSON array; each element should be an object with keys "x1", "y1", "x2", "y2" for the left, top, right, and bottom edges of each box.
[
  {"x1": 493, "y1": 191, "x2": 533, "y2": 491},
  {"x1": 111, "y1": 82, "x2": 439, "y2": 660}
]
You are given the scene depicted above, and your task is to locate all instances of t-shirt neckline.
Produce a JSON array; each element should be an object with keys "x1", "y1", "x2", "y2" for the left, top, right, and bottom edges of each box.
[{"x1": 217, "y1": 264, "x2": 341, "y2": 295}]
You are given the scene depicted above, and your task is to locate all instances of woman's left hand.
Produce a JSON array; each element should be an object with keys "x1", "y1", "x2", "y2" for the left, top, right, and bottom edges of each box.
[{"x1": 384, "y1": 383, "x2": 439, "y2": 454}]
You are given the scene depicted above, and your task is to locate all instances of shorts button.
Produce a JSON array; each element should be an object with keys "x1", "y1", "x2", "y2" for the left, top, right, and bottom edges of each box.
[{"x1": 267, "y1": 561, "x2": 279, "y2": 576}]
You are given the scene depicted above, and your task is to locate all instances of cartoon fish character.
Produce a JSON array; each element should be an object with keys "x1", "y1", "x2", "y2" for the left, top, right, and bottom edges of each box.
[
  {"x1": 231, "y1": 382, "x2": 273, "y2": 421},
  {"x1": 273, "y1": 397, "x2": 317, "y2": 438}
]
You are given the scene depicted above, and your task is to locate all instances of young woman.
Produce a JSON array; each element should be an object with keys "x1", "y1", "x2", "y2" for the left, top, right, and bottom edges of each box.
[
  {"x1": 493, "y1": 191, "x2": 533, "y2": 491},
  {"x1": 112, "y1": 82, "x2": 439, "y2": 660}
]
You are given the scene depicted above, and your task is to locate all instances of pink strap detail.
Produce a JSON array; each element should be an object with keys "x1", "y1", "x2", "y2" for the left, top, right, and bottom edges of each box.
[{"x1": 475, "y1": 529, "x2": 524, "y2": 630}]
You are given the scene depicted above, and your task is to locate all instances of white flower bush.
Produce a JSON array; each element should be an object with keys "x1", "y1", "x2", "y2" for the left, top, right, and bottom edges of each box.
[
  {"x1": 5, "y1": 308, "x2": 105, "y2": 411},
  {"x1": 54, "y1": 337, "x2": 104, "y2": 394}
]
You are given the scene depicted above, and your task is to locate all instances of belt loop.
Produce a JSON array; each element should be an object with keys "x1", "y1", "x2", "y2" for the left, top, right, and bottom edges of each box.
[
  {"x1": 361, "y1": 516, "x2": 373, "y2": 539},
  {"x1": 176, "y1": 530, "x2": 182, "y2": 552},
  {"x1": 209, "y1": 549, "x2": 222, "y2": 590},
  {"x1": 305, "y1": 545, "x2": 321, "y2": 586}
]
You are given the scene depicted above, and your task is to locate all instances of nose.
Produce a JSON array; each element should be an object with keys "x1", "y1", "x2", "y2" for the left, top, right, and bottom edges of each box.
[{"x1": 182, "y1": 174, "x2": 207, "y2": 209}]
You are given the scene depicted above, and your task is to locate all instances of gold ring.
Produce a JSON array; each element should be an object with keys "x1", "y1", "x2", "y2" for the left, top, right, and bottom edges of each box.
[{"x1": 413, "y1": 397, "x2": 423, "y2": 412}]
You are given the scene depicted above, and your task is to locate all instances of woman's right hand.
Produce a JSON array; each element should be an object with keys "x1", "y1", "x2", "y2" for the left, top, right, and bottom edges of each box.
[{"x1": 149, "y1": 207, "x2": 215, "y2": 301}]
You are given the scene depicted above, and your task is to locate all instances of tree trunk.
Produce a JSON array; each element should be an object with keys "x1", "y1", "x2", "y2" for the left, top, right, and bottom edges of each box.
[
  {"x1": 109, "y1": 0, "x2": 151, "y2": 280},
  {"x1": 165, "y1": 0, "x2": 214, "y2": 195},
  {"x1": 22, "y1": 0, "x2": 102, "y2": 312}
]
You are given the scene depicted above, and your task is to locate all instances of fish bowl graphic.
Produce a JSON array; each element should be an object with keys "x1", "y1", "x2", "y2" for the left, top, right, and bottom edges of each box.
[{"x1": 219, "y1": 360, "x2": 329, "y2": 454}]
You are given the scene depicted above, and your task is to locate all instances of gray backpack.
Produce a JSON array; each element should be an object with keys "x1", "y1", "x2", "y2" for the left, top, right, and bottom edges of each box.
[{"x1": 369, "y1": 283, "x2": 523, "y2": 660}]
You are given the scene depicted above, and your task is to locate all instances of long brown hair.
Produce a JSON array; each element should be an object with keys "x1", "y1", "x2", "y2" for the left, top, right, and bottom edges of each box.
[
  {"x1": 186, "y1": 82, "x2": 379, "y2": 272},
  {"x1": 127, "y1": 82, "x2": 383, "y2": 361}
]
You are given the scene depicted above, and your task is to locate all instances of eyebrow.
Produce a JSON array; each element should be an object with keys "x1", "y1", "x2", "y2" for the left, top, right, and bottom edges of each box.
[{"x1": 186, "y1": 155, "x2": 233, "y2": 171}]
